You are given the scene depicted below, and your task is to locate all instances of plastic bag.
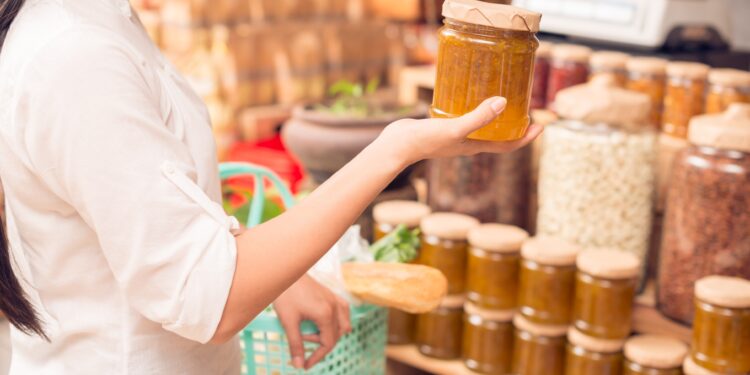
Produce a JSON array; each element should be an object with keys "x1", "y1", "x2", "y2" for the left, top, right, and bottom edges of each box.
[{"x1": 307, "y1": 225, "x2": 371, "y2": 304}]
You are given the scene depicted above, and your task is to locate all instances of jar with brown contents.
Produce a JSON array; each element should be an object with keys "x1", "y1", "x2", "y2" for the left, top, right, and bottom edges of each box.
[
  {"x1": 518, "y1": 236, "x2": 581, "y2": 325},
  {"x1": 546, "y1": 44, "x2": 591, "y2": 107},
  {"x1": 589, "y1": 51, "x2": 629, "y2": 87},
  {"x1": 623, "y1": 335, "x2": 688, "y2": 375},
  {"x1": 683, "y1": 356, "x2": 722, "y2": 375},
  {"x1": 662, "y1": 62, "x2": 709, "y2": 138},
  {"x1": 566, "y1": 327, "x2": 625, "y2": 375},
  {"x1": 416, "y1": 295, "x2": 466, "y2": 359},
  {"x1": 573, "y1": 249, "x2": 640, "y2": 340},
  {"x1": 690, "y1": 276, "x2": 750, "y2": 374},
  {"x1": 418, "y1": 213, "x2": 480, "y2": 295},
  {"x1": 462, "y1": 303, "x2": 515, "y2": 374},
  {"x1": 512, "y1": 314, "x2": 567, "y2": 375},
  {"x1": 657, "y1": 104, "x2": 750, "y2": 324},
  {"x1": 432, "y1": 0, "x2": 541, "y2": 141},
  {"x1": 531, "y1": 41, "x2": 553, "y2": 110},
  {"x1": 705, "y1": 68, "x2": 750, "y2": 114},
  {"x1": 626, "y1": 57, "x2": 668, "y2": 128},
  {"x1": 466, "y1": 224, "x2": 529, "y2": 309}
]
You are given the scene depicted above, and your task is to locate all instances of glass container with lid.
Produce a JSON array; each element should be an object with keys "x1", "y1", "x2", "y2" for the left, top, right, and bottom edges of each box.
[
  {"x1": 623, "y1": 335, "x2": 688, "y2": 375},
  {"x1": 531, "y1": 41, "x2": 553, "y2": 110},
  {"x1": 589, "y1": 51, "x2": 629, "y2": 87},
  {"x1": 462, "y1": 302, "x2": 515, "y2": 374},
  {"x1": 657, "y1": 104, "x2": 750, "y2": 324},
  {"x1": 518, "y1": 236, "x2": 581, "y2": 325},
  {"x1": 416, "y1": 295, "x2": 466, "y2": 359},
  {"x1": 466, "y1": 224, "x2": 529, "y2": 309},
  {"x1": 626, "y1": 57, "x2": 668, "y2": 128},
  {"x1": 432, "y1": 0, "x2": 542, "y2": 141},
  {"x1": 546, "y1": 44, "x2": 592, "y2": 107},
  {"x1": 662, "y1": 62, "x2": 710, "y2": 138},
  {"x1": 512, "y1": 314, "x2": 567, "y2": 375},
  {"x1": 683, "y1": 357, "x2": 722, "y2": 375},
  {"x1": 418, "y1": 213, "x2": 480, "y2": 295},
  {"x1": 705, "y1": 68, "x2": 750, "y2": 114},
  {"x1": 566, "y1": 327, "x2": 625, "y2": 375}
]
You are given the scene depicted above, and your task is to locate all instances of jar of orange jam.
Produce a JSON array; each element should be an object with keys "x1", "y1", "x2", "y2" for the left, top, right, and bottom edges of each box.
[
  {"x1": 462, "y1": 302, "x2": 515, "y2": 374},
  {"x1": 566, "y1": 327, "x2": 625, "y2": 375},
  {"x1": 418, "y1": 213, "x2": 480, "y2": 295},
  {"x1": 683, "y1": 357, "x2": 722, "y2": 375},
  {"x1": 589, "y1": 51, "x2": 629, "y2": 87},
  {"x1": 416, "y1": 295, "x2": 466, "y2": 359},
  {"x1": 432, "y1": 0, "x2": 541, "y2": 141},
  {"x1": 623, "y1": 335, "x2": 688, "y2": 375},
  {"x1": 512, "y1": 314, "x2": 568, "y2": 375},
  {"x1": 662, "y1": 62, "x2": 709, "y2": 138},
  {"x1": 705, "y1": 68, "x2": 750, "y2": 114},
  {"x1": 626, "y1": 57, "x2": 668, "y2": 128}
]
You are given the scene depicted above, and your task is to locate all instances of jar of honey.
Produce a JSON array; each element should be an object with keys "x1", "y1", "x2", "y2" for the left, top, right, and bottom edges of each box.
[
  {"x1": 626, "y1": 57, "x2": 668, "y2": 128},
  {"x1": 462, "y1": 302, "x2": 515, "y2": 374},
  {"x1": 589, "y1": 51, "x2": 629, "y2": 87},
  {"x1": 691, "y1": 276, "x2": 750, "y2": 373},
  {"x1": 531, "y1": 41, "x2": 553, "y2": 110},
  {"x1": 546, "y1": 44, "x2": 592, "y2": 107},
  {"x1": 416, "y1": 295, "x2": 466, "y2": 359},
  {"x1": 512, "y1": 314, "x2": 567, "y2": 375},
  {"x1": 466, "y1": 223, "x2": 529, "y2": 309},
  {"x1": 418, "y1": 213, "x2": 480, "y2": 295},
  {"x1": 573, "y1": 249, "x2": 640, "y2": 340},
  {"x1": 518, "y1": 236, "x2": 581, "y2": 325},
  {"x1": 623, "y1": 335, "x2": 688, "y2": 375},
  {"x1": 705, "y1": 68, "x2": 750, "y2": 114},
  {"x1": 432, "y1": 0, "x2": 542, "y2": 141},
  {"x1": 683, "y1": 357, "x2": 722, "y2": 375},
  {"x1": 662, "y1": 61, "x2": 710, "y2": 138},
  {"x1": 566, "y1": 328, "x2": 625, "y2": 375}
]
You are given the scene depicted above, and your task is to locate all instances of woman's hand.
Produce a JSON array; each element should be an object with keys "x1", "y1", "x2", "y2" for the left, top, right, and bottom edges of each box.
[{"x1": 273, "y1": 275, "x2": 351, "y2": 370}]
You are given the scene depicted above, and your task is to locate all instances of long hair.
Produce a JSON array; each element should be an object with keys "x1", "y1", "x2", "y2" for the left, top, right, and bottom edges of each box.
[{"x1": 0, "y1": 0, "x2": 48, "y2": 340}]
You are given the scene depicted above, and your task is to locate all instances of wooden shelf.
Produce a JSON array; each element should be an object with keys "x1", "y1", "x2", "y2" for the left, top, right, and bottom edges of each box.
[{"x1": 387, "y1": 345, "x2": 476, "y2": 375}]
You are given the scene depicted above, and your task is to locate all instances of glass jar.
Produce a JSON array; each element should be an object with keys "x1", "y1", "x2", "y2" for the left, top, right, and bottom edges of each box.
[
  {"x1": 690, "y1": 276, "x2": 750, "y2": 373},
  {"x1": 518, "y1": 236, "x2": 581, "y2": 325},
  {"x1": 589, "y1": 51, "x2": 629, "y2": 87},
  {"x1": 418, "y1": 213, "x2": 480, "y2": 295},
  {"x1": 626, "y1": 57, "x2": 668, "y2": 128},
  {"x1": 705, "y1": 68, "x2": 750, "y2": 114},
  {"x1": 531, "y1": 41, "x2": 553, "y2": 110},
  {"x1": 683, "y1": 357, "x2": 722, "y2": 375},
  {"x1": 546, "y1": 44, "x2": 592, "y2": 106},
  {"x1": 432, "y1": 1, "x2": 541, "y2": 141},
  {"x1": 662, "y1": 62, "x2": 709, "y2": 139},
  {"x1": 655, "y1": 133, "x2": 689, "y2": 213},
  {"x1": 416, "y1": 295, "x2": 465, "y2": 359},
  {"x1": 512, "y1": 314, "x2": 567, "y2": 375},
  {"x1": 566, "y1": 328, "x2": 625, "y2": 375},
  {"x1": 657, "y1": 104, "x2": 750, "y2": 324},
  {"x1": 623, "y1": 335, "x2": 688, "y2": 375},
  {"x1": 462, "y1": 303, "x2": 515, "y2": 374},
  {"x1": 573, "y1": 249, "x2": 639, "y2": 340},
  {"x1": 466, "y1": 224, "x2": 528, "y2": 309}
]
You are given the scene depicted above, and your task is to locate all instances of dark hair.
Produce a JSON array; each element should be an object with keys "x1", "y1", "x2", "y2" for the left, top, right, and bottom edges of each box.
[{"x1": 1, "y1": 0, "x2": 48, "y2": 340}]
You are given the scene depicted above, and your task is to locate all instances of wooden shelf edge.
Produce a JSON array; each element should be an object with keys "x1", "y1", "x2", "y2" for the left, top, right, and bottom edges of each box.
[{"x1": 386, "y1": 345, "x2": 477, "y2": 375}]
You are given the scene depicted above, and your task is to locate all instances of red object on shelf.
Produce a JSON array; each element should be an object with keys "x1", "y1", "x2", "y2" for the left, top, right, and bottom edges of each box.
[{"x1": 227, "y1": 135, "x2": 305, "y2": 193}]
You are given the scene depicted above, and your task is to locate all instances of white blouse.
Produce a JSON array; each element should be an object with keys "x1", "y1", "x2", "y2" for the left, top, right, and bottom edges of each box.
[{"x1": 0, "y1": 0, "x2": 241, "y2": 373}]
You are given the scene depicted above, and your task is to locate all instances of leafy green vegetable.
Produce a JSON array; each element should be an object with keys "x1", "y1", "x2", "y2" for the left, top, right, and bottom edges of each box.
[{"x1": 369, "y1": 224, "x2": 421, "y2": 263}]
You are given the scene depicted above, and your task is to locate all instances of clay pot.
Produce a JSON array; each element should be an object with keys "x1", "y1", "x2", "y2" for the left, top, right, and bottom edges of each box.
[{"x1": 282, "y1": 103, "x2": 427, "y2": 187}]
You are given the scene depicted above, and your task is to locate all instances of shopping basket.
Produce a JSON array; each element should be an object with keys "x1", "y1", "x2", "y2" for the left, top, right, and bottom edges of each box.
[{"x1": 219, "y1": 162, "x2": 388, "y2": 375}]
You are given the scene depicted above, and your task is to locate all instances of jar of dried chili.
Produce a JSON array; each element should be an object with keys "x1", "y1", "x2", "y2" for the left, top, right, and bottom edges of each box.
[{"x1": 546, "y1": 44, "x2": 591, "y2": 107}]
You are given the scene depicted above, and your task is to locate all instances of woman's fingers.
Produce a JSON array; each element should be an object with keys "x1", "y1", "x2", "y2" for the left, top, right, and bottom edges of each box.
[
  {"x1": 304, "y1": 305, "x2": 340, "y2": 369},
  {"x1": 446, "y1": 96, "x2": 507, "y2": 137},
  {"x1": 336, "y1": 296, "x2": 351, "y2": 336},
  {"x1": 277, "y1": 314, "x2": 306, "y2": 369},
  {"x1": 462, "y1": 123, "x2": 545, "y2": 154}
]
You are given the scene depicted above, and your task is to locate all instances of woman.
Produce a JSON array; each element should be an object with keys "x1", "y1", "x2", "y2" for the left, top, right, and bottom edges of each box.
[{"x1": 0, "y1": 0, "x2": 542, "y2": 373}]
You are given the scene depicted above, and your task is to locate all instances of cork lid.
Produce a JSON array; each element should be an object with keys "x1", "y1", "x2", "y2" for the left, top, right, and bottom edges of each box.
[
  {"x1": 440, "y1": 294, "x2": 467, "y2": 309},
  {"x1": 513, "y1": 314, "x2": 568, "y2": 337},
  {"x1": 442, "y1": 0, "x2": 542, "y2": 33},
  {"x1": 554, "y1": 76, "x2": 651, "y2": 130},
  {"x1": 688, "y1": 103, "x2": 750, "y2": 152},
  {"x1": 567, "y1": 327, "x2": 625, "y2": 353},
  {"x1": 626, "y1": 56, "x2": 668, "y2": 75},
  {"x1": 468, "y1": 224, "x2": 529, "y2": 253},
  {"x1": 666, "y1": 61, "x2": 709, "y2": 80},
  {"x1": 576, "y1": 248, "x2": 640, "y2": 279},
  {"x1": 708, "y1": 68, "x2": 750, "y2": 87},
  {"x1": 590, "y1": 51, "x2": 629, "y2": 69},
  {"x1": 464, "y1": 302, "x2": 515, "y2": 322},
  {"x1": 537, "y1": 41, "x2": 553, "y2": 58},
  {"x1": 551, "y1": 44, "x2": 592, "y2": 63},
  {"x1": 624, "y1": 335, "x2": 688, "y2": 369},
  {"x1": 420, "y1": 212, "x2": 480, "y2": 240},
  {"x1": 683, "y1": 357, "x2": 722, "y2": 375},
  {"x1": 373, "y1": 200, "x2": 431, "y2": 227},
  {"x1": 521, "y1": 236, "x2": 581, "y2": 266},
  {"x1": 694, "y1": 275, "x2": 750, "y2": 308}
]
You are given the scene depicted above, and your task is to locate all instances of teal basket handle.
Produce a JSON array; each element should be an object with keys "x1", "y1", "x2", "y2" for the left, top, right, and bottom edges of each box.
[{"x1": 219, "y1": 162, "x2": 296, "y2": 229}]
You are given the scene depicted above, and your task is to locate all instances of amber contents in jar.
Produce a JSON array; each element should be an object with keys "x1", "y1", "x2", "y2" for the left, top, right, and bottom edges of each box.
[
  {"x1": 416, "y1": 296, "x2": 465, "y2": 359},
  {"x1": 566, "y1": 328, "x2": 625, "y2": 375},
  {"x1": 462, "y1": 303, "x2": 514, "y2": 374},
  {"x1": 623, "y1": 361, "x2": 682, "y2": 375},
  {"x1": 705, "y1": 68, "x2": 750, "y2": 114},
  {"x1": 418, "y1": 213, "x2": 479, "y2": 295},
  {"x1": 589, "y1": 51, "x2": 629, "y2": 87},
  {"x1": 512, "y1": 315, "x2": 567, "y2": 375},
  {"x1": 662, "y1": 62, "x2": 709, "y2": 138},
  {"x1": 623, "y1": 335, "x2": 688, "y2": 375},
  {"x1": 626, "y1": 57, "x2": 668, "y2": 128},
  {"x1": 546, "y1": 44, "x2": 591, "y2": 106},
  {"x1": 387, "y1": 310, "x2": 416, "y2": 345},
  {"x1": 531, "y1": 41, "x2": 553, "y2": 110},
  {"x1": 432, "y1": 2, "x2": 541, "y2": 141}
]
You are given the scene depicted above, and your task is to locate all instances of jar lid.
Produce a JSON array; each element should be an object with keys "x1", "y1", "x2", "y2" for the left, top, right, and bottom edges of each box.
[
  {"x1": 624, "y1": 335, "x2": 688, "y2": 369},
  {"x1": 666, "y1": 61, "x2": 709, "y2": 80},
  {"x1": 688, "y1": 103, "x2": 750, "y2": 152},
  {"x1": 708, "y1": 68, "x2": 750, "y2": 87},
  {"x1": 442, "y1": 0, "x2": 542, "y2": 33},
  {"x1": 468, "y1": 223, "x2": 529, "y2": 253},
  {"x1": 626, "y1": 56, "x2": 668, "y2": 75},
  {"x1": 554, "y1": 76, "x2": 651, "y2": 131},
  {"x1": 567, "y1": 327, "x2": 625, "y2": 353},
  {"x1": 694, "y1": 275, "x2": 750, "y2": 308},
  {"x1": 373, "y1": 200, "x2": 432, "y2": 227},
  {"x1": 590, "y1": 51, "x2": 629, "y2": 69},
  {"x1": 576, "y1": 248, "x2": 640, "y2": 279},
  {"x1": 551, "y1": 43, "x2": 592, "y2": 63},
  {"x1": 420, "y1": 212, "x2": 480, "y2": 240},
  {"x1": 513, "y1": 314, "x2": 568, "y2": 337},
  {"x1": 537, "y1": 41, "x2": 553, "y2": 57},
  {"x1": 440, "y1": 294, "x2": 467, "y2": 309},
  {"x1": 521, "y1": 236, "x2": 581, "y2": 266},
  {"x1": 464, "y1": 302, "x2": 515, "y2": 322},
  {"x1": 683, "y1": 357, "x2": 723, "y2": 375}
]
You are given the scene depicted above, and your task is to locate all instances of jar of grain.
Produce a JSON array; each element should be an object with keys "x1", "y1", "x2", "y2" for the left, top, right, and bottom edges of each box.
[
  {"x1": 546, "y1": 44, "x2": 592, "y2": 106},
  {"x1": 512, "y1": 314, "x2": 567, "y2": 375},
  {"x1": 623, "y1": 335, "x2": 688, "y2": 375},
  {"x1": 705, "y1": 68, "x2": 750, "y2": 114},
  {"x1": 690, "y1": 276, "x2": 750, "y2": 373},
  {"x1": 565, "y1": 327, "x2": 625, "y2": 375},
  {"x1": 657, "y1": 103, "x2": 750, "y2": 324},
  {"x1": 589, "y1": 50, "x2": 629, "y2": 87},
  {"x1": 518, "y1": 236, "x2": 581, "y2": 325},
  {"x1": 531, "y1": 41, "x2": 553, "y2": 110},
  {"x1": 462, "y1": 303, "x2": 515, "y2": 374},
  {"x1": 626, "y1": 57, "x2": 668, "y2": 128},
  {"x1": 418, "y1": 213, "x2": 480, "y2": 295},
  {"x1": 416, "y1": 295, "x2": 466, "y2": 359},
  {"x1": 662, "y1": 61, "x2": 710, "y2": 138}
]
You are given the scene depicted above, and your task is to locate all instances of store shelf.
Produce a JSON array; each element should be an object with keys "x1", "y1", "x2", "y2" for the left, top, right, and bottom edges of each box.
[{"x1": 386, "y1": 345, "x2": 476, "y2": 375}]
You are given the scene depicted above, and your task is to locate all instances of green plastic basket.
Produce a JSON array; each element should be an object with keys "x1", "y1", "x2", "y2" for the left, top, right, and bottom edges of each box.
[{"x1": 219, "y1": 162, "x2": 388, "y2": 375}]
